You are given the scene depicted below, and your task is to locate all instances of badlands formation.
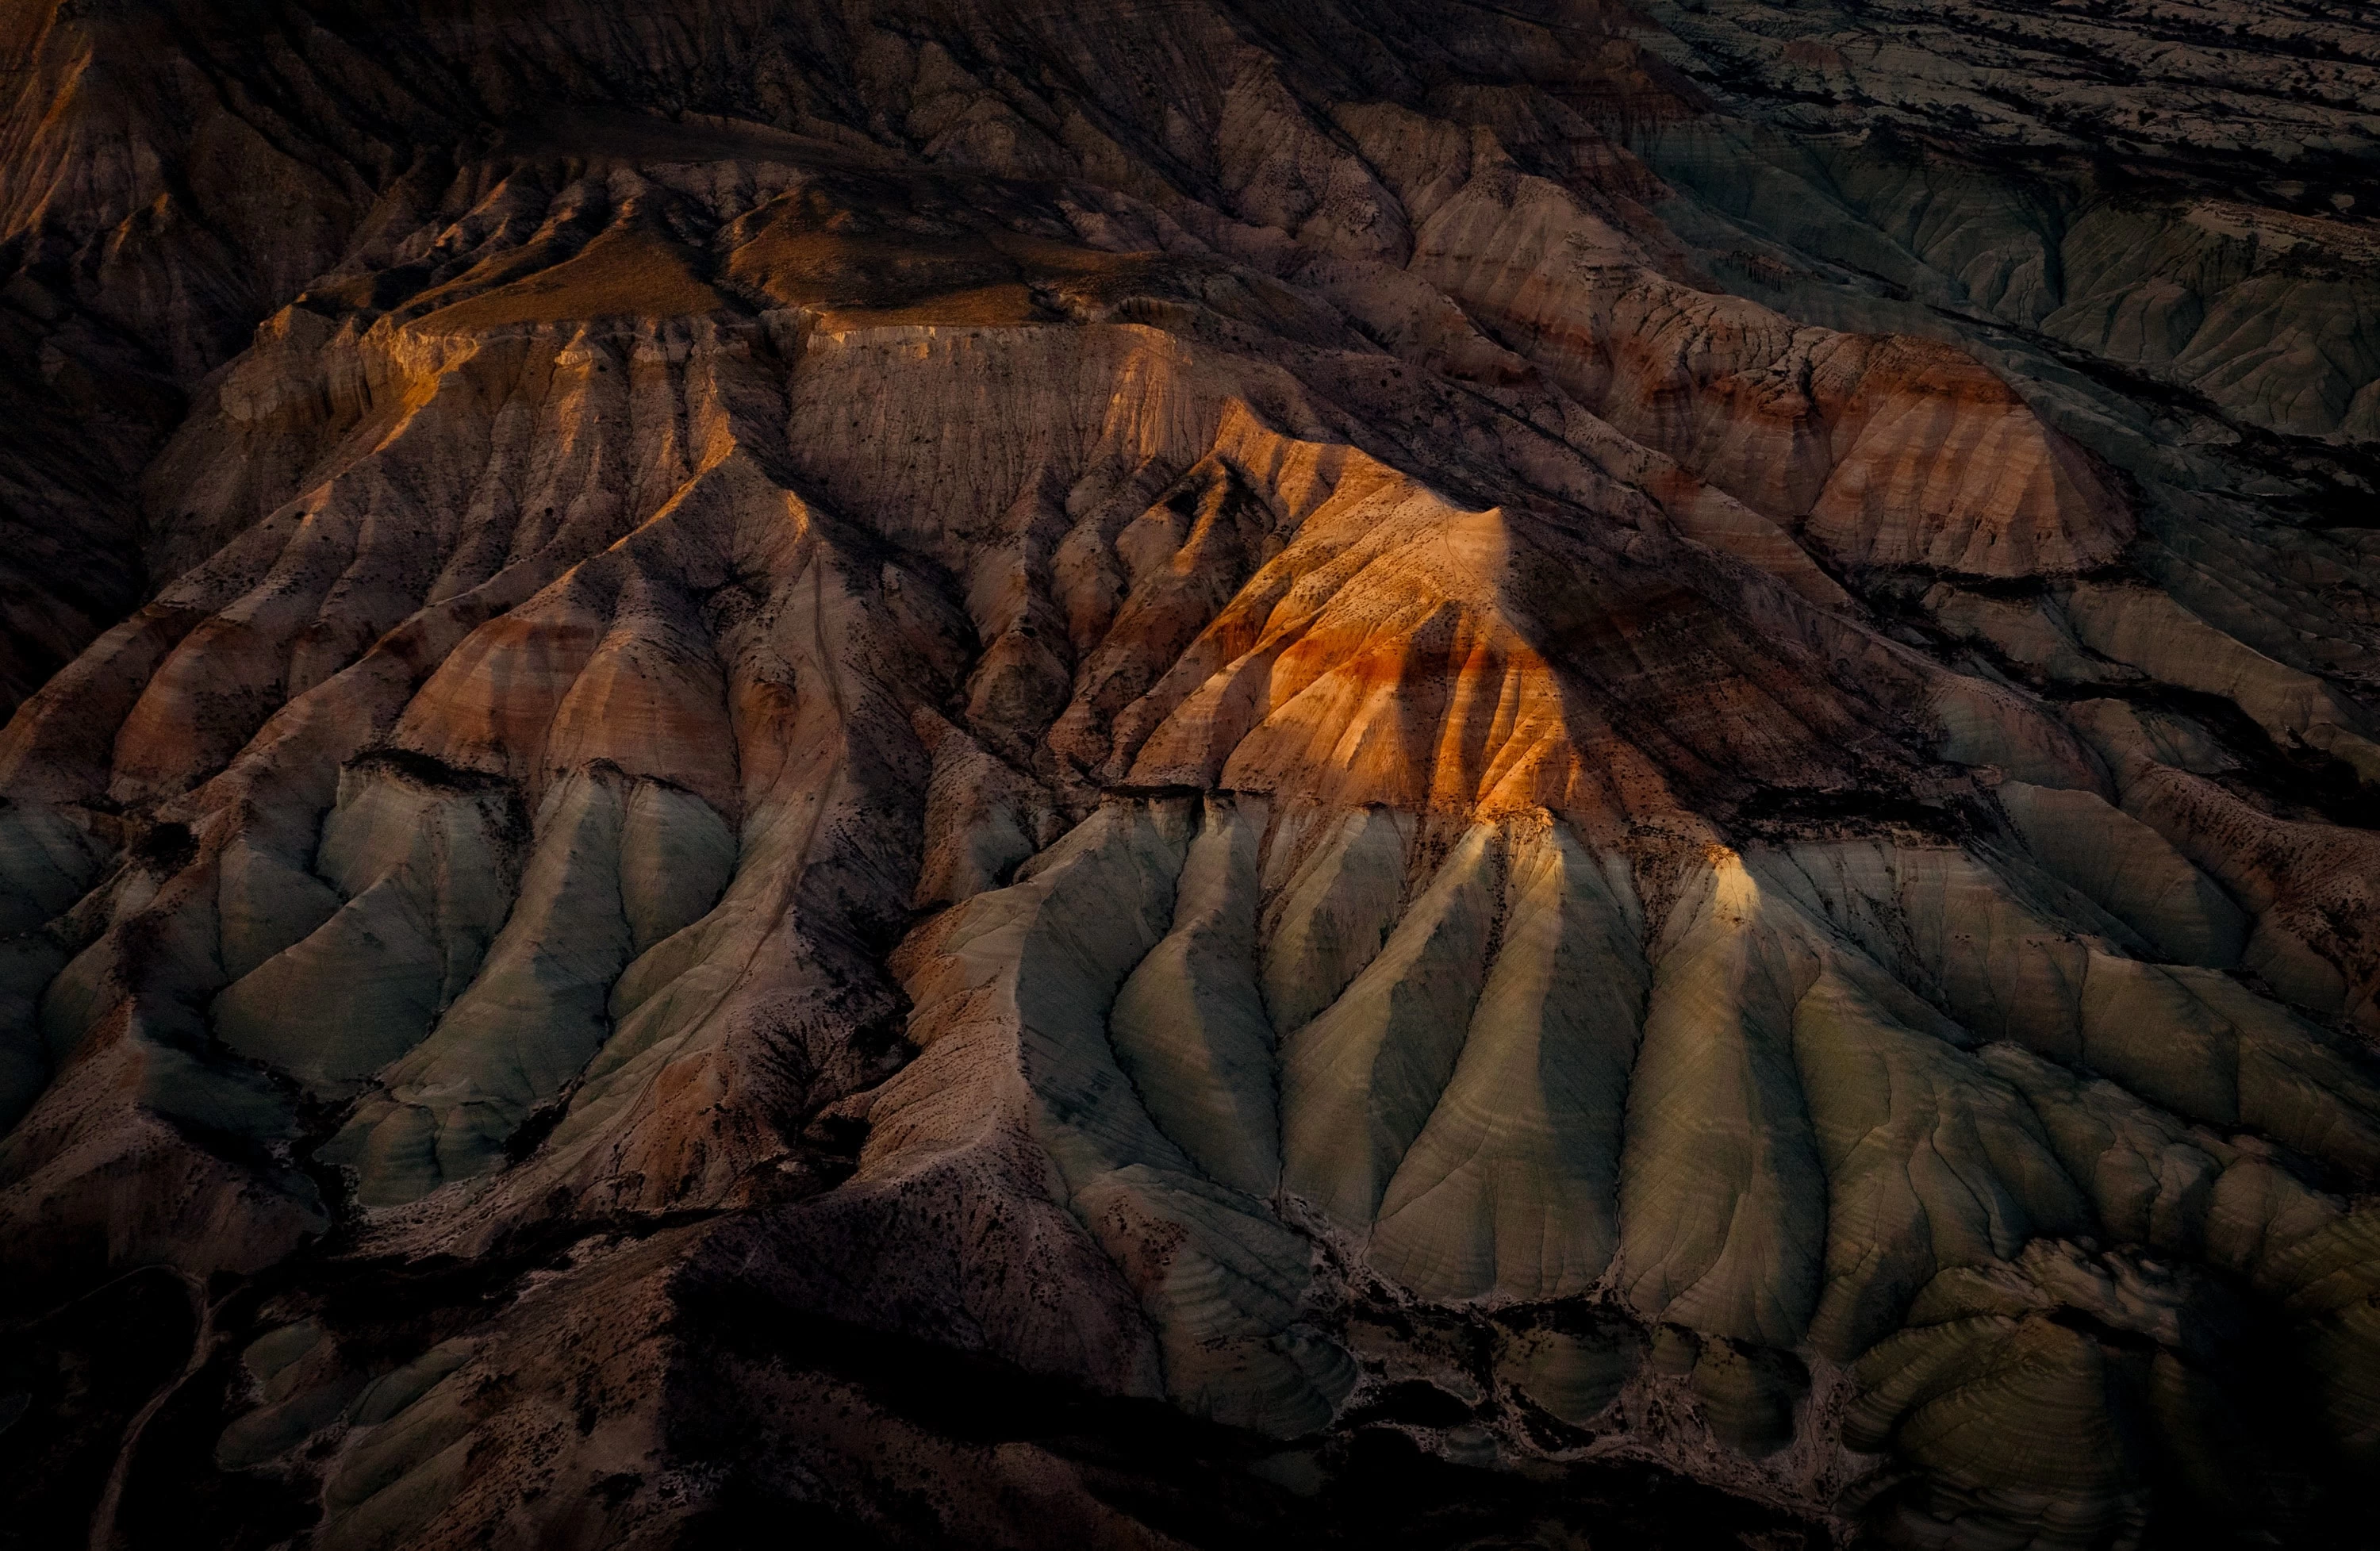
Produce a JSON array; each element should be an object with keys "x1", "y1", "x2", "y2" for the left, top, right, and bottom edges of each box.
[{"x1": 4, "y1": 0, "x2": 2380, "y2": 1546}]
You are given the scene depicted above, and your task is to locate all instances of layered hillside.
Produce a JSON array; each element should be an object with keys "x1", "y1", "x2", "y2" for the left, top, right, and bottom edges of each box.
[{"x1": 4, "y1": 2, "x2": 2380, "y2": 1547}]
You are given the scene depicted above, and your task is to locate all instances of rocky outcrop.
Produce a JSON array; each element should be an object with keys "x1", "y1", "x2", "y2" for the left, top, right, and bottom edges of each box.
[
  {"x1": 3, "y1": 2, "x2": 2380, "y2": 1549},
  {"x1": 1632, "y1": 0, "x2": 2380, "y2": 443}
]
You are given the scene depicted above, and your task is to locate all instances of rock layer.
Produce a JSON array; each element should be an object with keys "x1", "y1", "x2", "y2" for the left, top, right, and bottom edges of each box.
[{"x1": 3, "y1": 2, "x2": 2380, "y2": 1548}]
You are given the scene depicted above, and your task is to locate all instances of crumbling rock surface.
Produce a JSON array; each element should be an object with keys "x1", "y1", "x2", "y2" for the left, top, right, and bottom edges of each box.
[{"x1": 3, "y1": 1, "x2": 2380, "y2": 1547}]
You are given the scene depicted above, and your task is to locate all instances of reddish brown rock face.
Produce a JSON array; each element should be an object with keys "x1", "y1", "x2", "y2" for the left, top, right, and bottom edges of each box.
[{"x1": 3, "y1": 2, "x2": 2380, "y2": 1549}]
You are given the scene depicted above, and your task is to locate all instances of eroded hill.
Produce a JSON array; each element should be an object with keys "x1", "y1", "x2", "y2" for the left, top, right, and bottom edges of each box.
[{"x1": 4, "y1": 2, "x2": 2380, "y2": 1547}]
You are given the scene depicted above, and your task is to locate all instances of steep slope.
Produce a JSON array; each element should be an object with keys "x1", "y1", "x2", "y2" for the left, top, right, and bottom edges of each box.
[{"x1": 4, "y1": 2, "x2": 2380, "y2": 1549}]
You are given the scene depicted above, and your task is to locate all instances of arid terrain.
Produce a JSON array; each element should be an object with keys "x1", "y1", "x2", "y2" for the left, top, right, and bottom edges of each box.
[{"x1": 4, "y1": 2, "x2": 2380, "y2": 1546}]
